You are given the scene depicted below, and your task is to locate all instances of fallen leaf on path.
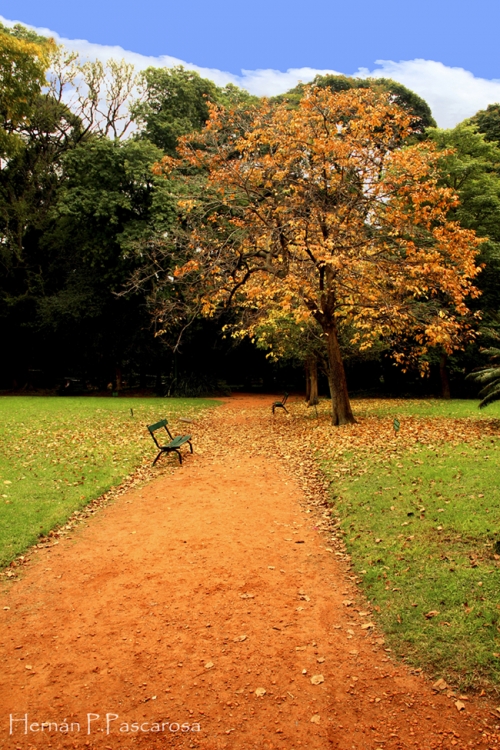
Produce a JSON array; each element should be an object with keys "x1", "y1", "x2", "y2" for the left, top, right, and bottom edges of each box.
[
  {"x1": 310, "y1": 674, "x2": 324, "y2": 685},
  {"x1": 255, "y1": 687, "x2": 266, "y2": 697},
  {"x1": 310, "y1": 714, "x2": 320, "y2": 724},
  {"x1": 233, "y1": 635, "x2": 247, "y2": 642},
  {"x1": 433, "y1": 678, "x2": 448, "y2": 691},
  {"x1": 204, "y1": 662, "x2": 214, "y2": 670},
  {"x1": 239, "y1": 593, "x2": 255, "y2": 599},
  {"x1": 455, "y1": 700, "x2": 465, "y2": 711}
]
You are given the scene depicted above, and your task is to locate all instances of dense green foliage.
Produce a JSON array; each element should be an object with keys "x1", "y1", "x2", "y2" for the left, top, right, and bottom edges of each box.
[{"x1": 466, "y1": 347, "x2": 500, "y2": 408}]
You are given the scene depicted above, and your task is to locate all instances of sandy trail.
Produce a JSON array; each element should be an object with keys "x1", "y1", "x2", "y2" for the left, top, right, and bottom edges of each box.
[{"x1": 1, "y1": 394, "x2": 499, "y2": 750}]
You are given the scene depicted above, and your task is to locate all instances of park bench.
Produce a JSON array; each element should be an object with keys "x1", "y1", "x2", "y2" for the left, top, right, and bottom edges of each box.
[
  {"x1": 272, "y1": 393, "x2": 289, "y2": 415},
  {"x1": 147, "y1": 419, "x2": 193, "y2": 465}
]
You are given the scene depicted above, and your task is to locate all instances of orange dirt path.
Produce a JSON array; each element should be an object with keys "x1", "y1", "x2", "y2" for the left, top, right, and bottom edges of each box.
[{"x1": 1, "y1": 395, "x2": 499, "y2": 750}]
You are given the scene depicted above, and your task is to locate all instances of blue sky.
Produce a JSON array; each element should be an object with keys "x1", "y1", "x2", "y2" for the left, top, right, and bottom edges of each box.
[
  {"x1": 3, "y1": 0, "x2": 499, "y2": 78},
  {"x1": 2, "y1": 0, "x2": 500, "y2": 127}
]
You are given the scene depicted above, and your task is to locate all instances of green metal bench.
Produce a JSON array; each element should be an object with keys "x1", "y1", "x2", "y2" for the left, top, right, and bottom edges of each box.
[
  {"x1": 147, "y1": 419, "x2": 193, "y2": 465},
  {"x1": 272, "y1": 392, "x2": 289, "y2": 415}
]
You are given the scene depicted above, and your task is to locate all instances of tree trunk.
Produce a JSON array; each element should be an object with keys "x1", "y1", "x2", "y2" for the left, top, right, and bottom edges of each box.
[
  {"x1": 324, "y1": 321, "x2": 356, "y2": 425},
  {"x1": 307, "y1": 356, "x2": 319, "y2": 406},
  {"x1": 439, "y1": 352, "x2": 451, "y2": 399},
  {"x1": 115, "y1": 365, "x2": 122, "y2": 392},
  {"x1": 305, "y1": 361, "x2": 311, "y2": 403}
]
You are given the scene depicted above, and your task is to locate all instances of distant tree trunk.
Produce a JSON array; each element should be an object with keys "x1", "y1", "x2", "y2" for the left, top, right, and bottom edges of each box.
[
  {"x1": 307, "y1": 355, "x2": 319, "y2": 406},
  {"x1": 324, "y1": 320, "x2": 356, "y2": 425},
  {"x1": 115, "y1": 365, "x2": 122, "y2": 392},
  {"x1": 440, "y1": 352, "x2": 451, "y2": 399},
  {"x1": 305, "y1": 361, "x2": 311, "y2": 403}
]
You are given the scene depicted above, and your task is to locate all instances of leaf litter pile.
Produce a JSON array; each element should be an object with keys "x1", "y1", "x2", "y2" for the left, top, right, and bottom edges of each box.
[{"x1": 1, "y1": 394, "x2": 500, "y2": 749}]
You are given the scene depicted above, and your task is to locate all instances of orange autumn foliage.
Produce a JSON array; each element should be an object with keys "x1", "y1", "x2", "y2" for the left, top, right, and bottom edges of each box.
[{"x1": 155, "y1": 86, "x2": 482, "y2": 425}]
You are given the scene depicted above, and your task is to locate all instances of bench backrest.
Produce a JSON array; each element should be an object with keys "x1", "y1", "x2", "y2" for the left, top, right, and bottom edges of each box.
[
  {"x1": 147, "y1": 419, "x2": 173, "y2": 448},
  {"x1": 282, "y1": 393, "x2": 289, "y2": 405}
]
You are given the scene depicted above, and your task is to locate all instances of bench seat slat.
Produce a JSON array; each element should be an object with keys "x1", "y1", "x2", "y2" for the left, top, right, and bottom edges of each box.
[{"x1": 164, "y1": 434, "x2": 191, "y2": 448}]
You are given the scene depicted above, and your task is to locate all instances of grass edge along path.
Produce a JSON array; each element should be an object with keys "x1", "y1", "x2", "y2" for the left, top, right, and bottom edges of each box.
[
  {"x1": 0, "y1": 396, "x2": 220, "y2": 572},
  {"x1": 267, "y1": 398, "x2": 500, "y2": 694},
  {"x1": 309, "y1": 400, "x2": 500, "y2": 695}
]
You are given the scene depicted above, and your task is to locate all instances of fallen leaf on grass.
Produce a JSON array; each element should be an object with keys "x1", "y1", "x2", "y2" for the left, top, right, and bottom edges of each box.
[
  {"x1": 424, "y1": 610, "x2": 440, "y2": 619},
  {"x1": 310, "y1": 674, "x2": 324, "y2": 685}
]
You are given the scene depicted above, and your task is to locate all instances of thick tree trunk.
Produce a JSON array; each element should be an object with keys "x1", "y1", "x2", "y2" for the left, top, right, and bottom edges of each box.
[
  {"x1": 307, "y1": 356, "x2": 319, "y2": 407},
  {"x1": 324, "y1": 321, "x2": 356, "y2": 425},
  {"x1": 439, "y1": 352, "x2": 451, "y2": 400}
]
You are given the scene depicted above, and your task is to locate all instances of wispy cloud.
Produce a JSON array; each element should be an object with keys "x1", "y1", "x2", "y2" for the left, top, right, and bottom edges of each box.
[{"x1": 3, "y1": 14, "x2": 500, "y2": 128}]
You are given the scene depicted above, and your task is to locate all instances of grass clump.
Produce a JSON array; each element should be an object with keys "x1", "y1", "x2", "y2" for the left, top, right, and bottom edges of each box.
[{"x1": 0, "y1": 396, "x2": 218, "y2": 567}]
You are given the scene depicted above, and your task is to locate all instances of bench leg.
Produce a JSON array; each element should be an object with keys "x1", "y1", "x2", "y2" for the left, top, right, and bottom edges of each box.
[
  {"x1": 273, "y1": 404, "x2": 288, "y2": 414},
  {"x1": 152, "y1": 451, "x2": 163, "y2": 466},
  {"x1": 175, "y1": 449, "x2": 183, "y2": 465},
  {"x1": 188, "y1": 441, "x2": 193, "y2": 454}
]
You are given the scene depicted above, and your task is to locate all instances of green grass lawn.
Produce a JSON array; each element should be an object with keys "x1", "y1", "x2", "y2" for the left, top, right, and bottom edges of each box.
[
  {"x1": 0, "y1": 396, "x2": 218, "y2": 567},
  {"x1": 352, "y1": 396, "x2": 500, "y2": 420},
  {"x1": 320, "y1": 398, "x2": 500, "y2": 692}
]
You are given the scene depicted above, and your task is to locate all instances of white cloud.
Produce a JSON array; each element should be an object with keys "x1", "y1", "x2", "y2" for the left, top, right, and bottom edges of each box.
[
  {"x1": 3, "y1": 14, "x2": 500, "y2": 128},
  {"x1": 357, "y1": 59, "x2": 500, "y2": 129}
]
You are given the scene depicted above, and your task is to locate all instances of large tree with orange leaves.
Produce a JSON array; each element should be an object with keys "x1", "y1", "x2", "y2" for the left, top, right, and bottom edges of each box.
[{"x1": 155, "y1": 86, "x2": 482, "y2": 425}]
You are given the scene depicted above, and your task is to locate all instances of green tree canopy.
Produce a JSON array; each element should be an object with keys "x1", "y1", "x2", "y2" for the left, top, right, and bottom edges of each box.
[
  {"x1": 469, "y1": 103, "x2": 500, "y2": 146},
  {"x1": 0, "y1": 23, "x2": 56, "y2": 159}
]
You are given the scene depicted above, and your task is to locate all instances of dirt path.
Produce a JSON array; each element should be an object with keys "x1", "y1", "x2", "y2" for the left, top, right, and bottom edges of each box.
[{"x1": 1, "y1": 395, "x2": 499, "y2": 750}]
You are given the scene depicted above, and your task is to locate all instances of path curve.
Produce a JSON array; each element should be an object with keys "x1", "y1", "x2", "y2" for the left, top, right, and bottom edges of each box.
[{"x1": 0, "y1": 395, "x2": 499, "y2": 750}]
